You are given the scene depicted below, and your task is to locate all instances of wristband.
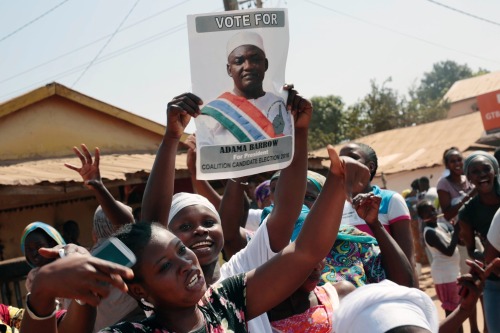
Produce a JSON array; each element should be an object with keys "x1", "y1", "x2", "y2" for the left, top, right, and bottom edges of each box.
[{"x1": 25, "y1": 292, "x2": 57, "y2": 320}]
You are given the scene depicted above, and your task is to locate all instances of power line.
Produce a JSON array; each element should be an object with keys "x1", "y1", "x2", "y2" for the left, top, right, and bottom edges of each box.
[
  {"x1": 0, "y1": 4, "x2": 224, "y2": 100},
  {"x1": 0, "y1": 23, "x2": 187, "y2": 100},
  {"x1": 304, "y1": 0, "x2": 500, "y2": 65},
  {"x1": 424, "y1": 0, "x2": 500, "y2": 28},
  {"x1": 71, "y1": 0, "x2": 141, "y2": 87},
  {"x1": 0, "y1": 0, "x2": 71, "y2": 43},
  {"x1": 0, "y1": 0, "x2": 193, "y2": 85}
]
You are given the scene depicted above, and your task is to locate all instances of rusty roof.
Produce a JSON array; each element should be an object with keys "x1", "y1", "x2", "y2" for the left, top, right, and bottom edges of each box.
[
  {"x1": 309, "y1": 112, "x2": 486, "y2": 175},
  {"x1": 0, "y1": 153, "x2": 188, "y2": 186}
]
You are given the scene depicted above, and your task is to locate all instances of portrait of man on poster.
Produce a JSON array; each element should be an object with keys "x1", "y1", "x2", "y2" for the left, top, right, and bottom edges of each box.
[{"x1": 195, "y1": 31, "x2": 292, "y2": 147}]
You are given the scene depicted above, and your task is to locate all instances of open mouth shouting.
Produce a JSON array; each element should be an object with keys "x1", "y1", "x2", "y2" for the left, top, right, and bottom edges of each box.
[{"x1": 186, "y1": 269, "x2": 205, "y2": 291}]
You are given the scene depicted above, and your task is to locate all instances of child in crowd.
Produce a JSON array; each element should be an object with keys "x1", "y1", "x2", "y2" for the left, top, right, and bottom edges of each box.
[
  {"x1": 21, "y1": 222, "x2": 67, "y2": 308},
  {"x1": 418, "y1": 200, "x2": 461, "y2": 323}
]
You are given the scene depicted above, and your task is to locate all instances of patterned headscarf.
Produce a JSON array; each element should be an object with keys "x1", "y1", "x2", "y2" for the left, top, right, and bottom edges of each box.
[
  {"x1": 254, "y1": 180, "x2": 271, "y2": 206},
  {"x1": 463, "y1": 150, "x2": 500, "y2": 195},
  {"x1": 168, "y1": 192, "x2": 220, "y2": 225},
  {"x1": 260, "y1": 204, "x2": 309, "y2": 242},
  {"x1": 306, "y1": 170, "x2": 326, "y2": 192},
  {"x1": 20, "y1": 222, "x2": 66, "y2": 267}
]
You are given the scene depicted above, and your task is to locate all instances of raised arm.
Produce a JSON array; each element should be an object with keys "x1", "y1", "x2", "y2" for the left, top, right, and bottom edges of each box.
[
  {"x1": 219, "y1": 177, "x2": 250, "y2": 259},
  {"x1": 141, "y1": 93, "x2": 202, "y2": 225},
  {"x1": 438, "y1": 188, "x2": 475, "y2": 221},
  {"x1": 245, "y1": 146, "x2": 370, "y2": 320},
  {"x1": 353, "y1": 193, "x2": 416, "y2": 287},
  {"x1": 65, "y1": 144, "x2": 134, "y2": 227},
  {"x1": 265, "y1": 86, "x2": 311, "y2": 252},
  {"x1": 219, "y1": 85, "x2": 312, "y2": 257},
  {"x1": 185, "y1": 134, "x2": 222, "y2": 208}
]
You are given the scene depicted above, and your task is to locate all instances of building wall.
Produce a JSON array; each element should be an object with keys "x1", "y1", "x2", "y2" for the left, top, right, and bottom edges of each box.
[
  {"x1": 0, "y1": 197, "x2": 97, "y2": 260},
  {"x1": 0, "y1": 96, "x2": 163, "y2": 161},
  {"x1": 447, "y1": 98, "x2": 478, "y2": 119},
  {"x1": 372, "y1": 165, "x2": 446, "y2": 193}
]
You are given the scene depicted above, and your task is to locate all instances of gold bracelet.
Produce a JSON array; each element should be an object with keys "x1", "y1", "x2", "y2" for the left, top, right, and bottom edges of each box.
[{"x1": 25, "y1": 292, "x2": 57, "y2": 320}]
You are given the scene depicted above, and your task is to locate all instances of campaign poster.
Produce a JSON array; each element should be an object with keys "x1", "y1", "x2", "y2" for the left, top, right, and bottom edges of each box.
[{"x1": 187, "y1": 8, "x2": 292, "y2": 180}]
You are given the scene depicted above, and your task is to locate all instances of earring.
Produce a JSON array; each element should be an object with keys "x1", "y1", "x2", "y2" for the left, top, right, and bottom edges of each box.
[{"x1": 140, "y1": 298, "x2": 155, "y2": 312}]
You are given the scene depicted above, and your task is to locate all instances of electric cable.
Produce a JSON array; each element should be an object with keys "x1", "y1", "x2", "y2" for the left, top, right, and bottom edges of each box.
[{"x1": 0, "y1": 0, "x2": 70, "y2": 43}]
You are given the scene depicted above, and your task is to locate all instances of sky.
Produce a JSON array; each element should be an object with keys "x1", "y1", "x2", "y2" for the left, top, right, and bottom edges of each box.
[{"x1": 1, "y1": 0, "x2": 499, "y2": 133}]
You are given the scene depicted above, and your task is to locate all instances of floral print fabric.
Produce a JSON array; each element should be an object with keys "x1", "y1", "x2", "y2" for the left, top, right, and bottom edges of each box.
[
  {"x1": 320, "y1": 225, "x2": 386, "y2": 287},
  {"x1": 270, "y1": 286, "x2": 334, "y2": 333},
  {"x1": 99, "y1": 274, "x2": 248, "y2": 333}
]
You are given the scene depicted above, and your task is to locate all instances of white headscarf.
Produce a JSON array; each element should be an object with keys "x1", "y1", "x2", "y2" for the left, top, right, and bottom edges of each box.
[
  {"x1": 226, "y1": 31, "x2": 265, "y2": 57},
  {"x1": 333, "y1": 280, "x2": 439, "y2": 333},
  {"x1": 168, "y1": 192, "x2": 220, "y2": 225}
]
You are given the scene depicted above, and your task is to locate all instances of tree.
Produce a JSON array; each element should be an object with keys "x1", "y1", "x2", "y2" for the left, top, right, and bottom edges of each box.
[
  {"x1": 344, "y1": 101, "x2": 370, "y2": 140},
  {"x1": 363, "y1": 78, "x2": 403, "y2": 133},
  {"x1": 416, "y1": 60, "x2": 475, "y2": 104},
  {"x1": 409, "y1": 60, "x2": 488, "y2": 124},
  {"x1": 308, "y1": 95, "x2": 345, "y2": 150}
]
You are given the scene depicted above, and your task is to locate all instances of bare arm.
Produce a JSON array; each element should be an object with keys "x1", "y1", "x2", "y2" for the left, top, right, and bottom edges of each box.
[
  {"x1": 266, "y1": 87, "x2": 311, "y2": 252},
  {"x1": 219, "y1": 86, "x2": 312, "y2": 256},
  {"x1": 219, "y1": 177, "x2": 251, "y2": 259},
  {"x1": 485, "y1": 241, "x2": 500, "y2": 266},
  {"x1": 56, "y1": 302, "x2": 96, "y2": 333},
  {"x1": 354, "y1": 193, "x2": 415, "y2": 287},
  {"x1": 438, "y1": 189, "x2": 458, "y2": 221},
  {"x1": 389, "y1": 220, "x2": 416, "y2": 273},
  {"x1": 141, "y1": 94, "x2": 202, "y2": 225},
  {"x1": 185, "y1": 137, "x2": 222, "y2": 208},
  {"x1": 425, "y1": 224, "x2": 460, "y2": 257},
  {"x1": 438, "y1": 189, "x2": 474, "y2": 221},
  {"x1": 459, "y1": 219, "x2": 479, "y2": 260},
  {"x1": 65, "y1": 145, "x2": 134, "y2": 227},
  {"x1": 245, "y1": 147, "x2": 370, "y2": 320}
]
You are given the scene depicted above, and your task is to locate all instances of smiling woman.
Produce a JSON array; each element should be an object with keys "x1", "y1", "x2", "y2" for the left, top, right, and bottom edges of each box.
[
  {"x1": 459, "y1": 151, "x2": 500, "y2": 256},
  {"x1": 458, "y1": 151, "x2": 500, "y2": 332},
  {"x1": 167, "y1": 192, "x2": 224, "y2": 283}
]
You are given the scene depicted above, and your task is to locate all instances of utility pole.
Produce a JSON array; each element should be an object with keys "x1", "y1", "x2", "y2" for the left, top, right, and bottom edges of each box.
[{"x1": 223, "y1": 0, "x2": 238, "y2": 11}]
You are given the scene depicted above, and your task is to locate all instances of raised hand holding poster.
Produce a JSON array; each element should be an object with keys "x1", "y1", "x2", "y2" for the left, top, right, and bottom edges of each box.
[{"x1": 188, "y1": 9, "x2": 292, "y2": 180}]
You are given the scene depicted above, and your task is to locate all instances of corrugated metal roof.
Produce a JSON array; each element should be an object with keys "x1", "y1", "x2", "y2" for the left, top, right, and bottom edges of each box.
[
  {"x1": 443, "y1": 71, "x2": 500, "y2": 103},
  {"x1": 0, "y1": 153, "x2": 188, "y2": 186},
  {"x1": 309, "y1": 112, "x2": 485, "y2": 175}
]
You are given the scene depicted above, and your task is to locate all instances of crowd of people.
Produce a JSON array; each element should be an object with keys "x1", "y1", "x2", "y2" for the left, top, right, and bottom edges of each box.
[
  {"x1": 1, "y1": 41, "x2": 500, "y2": 333},
  {"x1": 0, "y1": 88, "x2": 495, "y2": 333}
]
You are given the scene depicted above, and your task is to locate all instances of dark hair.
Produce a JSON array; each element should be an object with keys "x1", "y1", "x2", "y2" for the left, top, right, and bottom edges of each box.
[
  {"x1": 354, "y1": 142, "x2": 378, "y2": 181},
  {"x1": 418, "y1": 176, "x2": 429, "y2": 188},
  {"x1": 410, "y1": 179, "x2": 420, "y2": 191},
  {"x1": 442, "y1": 147, "x2": 460, "y2": 165},
  {"x1": 416, "y1": 200, "x2": 433, "y2": 218},
  {"x1": 62, "y1": 220, "x2": 80, "y2": 243},
  {"x1": 113, "y1": 222, "x2": 162, "y2": 282}
]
